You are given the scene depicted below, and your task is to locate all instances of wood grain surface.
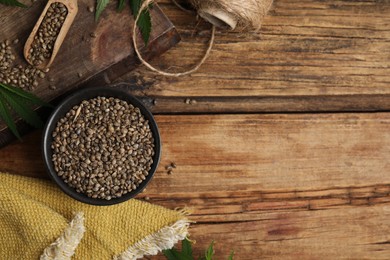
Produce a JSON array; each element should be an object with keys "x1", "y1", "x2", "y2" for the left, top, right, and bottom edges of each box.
[
  {"x1": 1, "y1": 113, "x2": 390, "y2": 258},
  {"x1": 115, "y1": 0, "x2": 390, "y2": 113},
  {"x1": 1, "y1": 0, "x2": 389, "y2": 258}
]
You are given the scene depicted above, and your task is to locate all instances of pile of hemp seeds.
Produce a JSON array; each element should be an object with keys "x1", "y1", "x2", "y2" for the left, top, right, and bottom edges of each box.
[
  {"x1": 0, "y1": 40, "x2": 46, "y2": 91},
  {"x1": 51, "y1": 97, "x2": 155, "y2": 200},
  {"x1": 0, "y1": 3, "x2": 68, "y2": 90}
]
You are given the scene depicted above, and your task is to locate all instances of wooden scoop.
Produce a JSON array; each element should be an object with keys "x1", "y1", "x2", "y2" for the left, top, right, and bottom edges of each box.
[{"x1": 24, "y1": 0, "x2": 78, "y2": 69}]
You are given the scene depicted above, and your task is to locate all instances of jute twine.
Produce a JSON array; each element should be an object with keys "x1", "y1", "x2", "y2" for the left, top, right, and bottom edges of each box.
[
  {"x1": 132, "y1": 0, "x2": 273, "y2": 77},
  {"x1": 189, "y1": 0, "x2": 273, "y2": 30}
]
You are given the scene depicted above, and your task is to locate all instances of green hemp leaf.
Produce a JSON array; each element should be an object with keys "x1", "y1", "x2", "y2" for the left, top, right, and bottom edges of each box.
[
  {"x1": 95, "y1": 0, "x2": 110, "y2": 21},
  {"x1": 95, "y1": 0, "x2": 152, "y2": 44},
  {"x1": 117, "y1": 0, "x2": 125, "y2": 11},
  {"x1": 0, "y1": 0, "x2": 27, "y2": 8},
  {"x1": 130, "y1": 0, "x2": 152, "y2": 44},
  {"x1": 163, "y1": 239, "x2": 234, "y2": 260},
  {"x1": 0, "y1": 82, "x2": 51, "y2": 140},
  {"x1": 204, "y1": 241, "x2": 215, "y2": 260}
]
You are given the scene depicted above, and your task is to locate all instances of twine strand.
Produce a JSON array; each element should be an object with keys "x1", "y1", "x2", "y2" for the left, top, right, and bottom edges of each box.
[
  {"x1": 132, "y1": 0, "x2": 215, "y2": 77},
  {"x1": 133, "y1": 0, "x2": 272, "y2": 76}
]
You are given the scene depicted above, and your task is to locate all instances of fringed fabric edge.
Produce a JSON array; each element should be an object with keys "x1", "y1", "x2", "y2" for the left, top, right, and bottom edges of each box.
[
  {"x1": 40, "y1": 212, "x2": 86, "y2": 260},
  {"x1": 113, "y1": 216, "x2": 192, "y2": 260}
]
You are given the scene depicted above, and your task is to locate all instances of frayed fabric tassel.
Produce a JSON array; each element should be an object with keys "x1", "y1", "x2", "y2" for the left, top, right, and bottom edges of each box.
[
  {"x1": 40, "y1": 212, "x2": 86, "y2": 260},
  {"x1": 175, "y1": 207, "x2": 194, "y2": 216},
  {"x1": 114, "y1": 219, "x2": 192, "y2": 260}
]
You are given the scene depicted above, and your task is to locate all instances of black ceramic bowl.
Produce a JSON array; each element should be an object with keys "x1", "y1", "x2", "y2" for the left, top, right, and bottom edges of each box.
[{"x1": 42, "y1": 86, "x2": 161, "y2": 205}]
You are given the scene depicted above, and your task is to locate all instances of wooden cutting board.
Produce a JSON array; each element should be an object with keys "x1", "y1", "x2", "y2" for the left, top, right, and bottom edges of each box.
[{"x1": 0, "y1": 0, "x2": 180, "y2": 147}]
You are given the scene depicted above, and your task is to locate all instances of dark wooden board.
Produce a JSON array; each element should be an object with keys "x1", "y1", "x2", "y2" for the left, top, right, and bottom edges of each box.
[{"x1": 0, "y1": 0, "x2": 180, "y2": 147}]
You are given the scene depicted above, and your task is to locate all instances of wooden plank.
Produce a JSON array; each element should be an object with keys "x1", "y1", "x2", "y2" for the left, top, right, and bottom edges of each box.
[
  {"x1": 168, "y1": 205, "x2": 390, "y2": 259},
  {"x1": 1, "y1": 113, "x2": 390, "y2": 257},
  {"x1": 115, "y1": 0, "x2": 390, "y2": 113},
  {"x1": 0, "y1": 0, "x2": 180, "y2": 145},
  {"x1": 3, "y1": 113, "x2": 390, "y2": 188},
  {"x1": 126, "y1": 91, "x2": 390, "y2": 114}
]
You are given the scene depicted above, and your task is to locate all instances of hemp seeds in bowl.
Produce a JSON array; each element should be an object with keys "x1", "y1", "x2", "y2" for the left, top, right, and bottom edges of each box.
[{"x1": 42, "y1": 87, "x2": 161, "y2": 205}]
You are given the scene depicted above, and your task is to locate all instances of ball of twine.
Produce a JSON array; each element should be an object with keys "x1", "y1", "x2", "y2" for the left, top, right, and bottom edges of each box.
[
  {"x1": 188, "y1": 0, "x2": 273, "y2": 30},
  {"x1": 133, "y1": 0, "x2": 273, "y2": 77}
]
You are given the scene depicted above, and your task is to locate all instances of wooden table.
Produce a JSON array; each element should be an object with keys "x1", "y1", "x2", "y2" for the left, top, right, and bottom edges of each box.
[{"x1": 1, "y1": 0, "x2": 390, "y2": 258}]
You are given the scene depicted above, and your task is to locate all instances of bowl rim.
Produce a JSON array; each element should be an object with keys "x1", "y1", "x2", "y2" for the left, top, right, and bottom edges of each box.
[{"x1": 42, "y1": 86, "x2": 161, "y2": 206}]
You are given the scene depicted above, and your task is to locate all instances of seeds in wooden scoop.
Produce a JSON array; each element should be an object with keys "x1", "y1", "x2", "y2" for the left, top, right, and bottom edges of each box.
[
  {"x1": 0, "y1": 40, "x2": 46, "y2": 90},
  {"x1": 27, "y1": 3, "x2": 68, "y2": 66},
  {"x1": 51, "y1": 97, "x2": 155, "y2": 200}
]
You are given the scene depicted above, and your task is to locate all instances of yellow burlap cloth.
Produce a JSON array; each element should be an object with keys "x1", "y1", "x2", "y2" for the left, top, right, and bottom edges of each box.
[{"x1": 0, "y1": 173, "x2": 190, "y2": 259}]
